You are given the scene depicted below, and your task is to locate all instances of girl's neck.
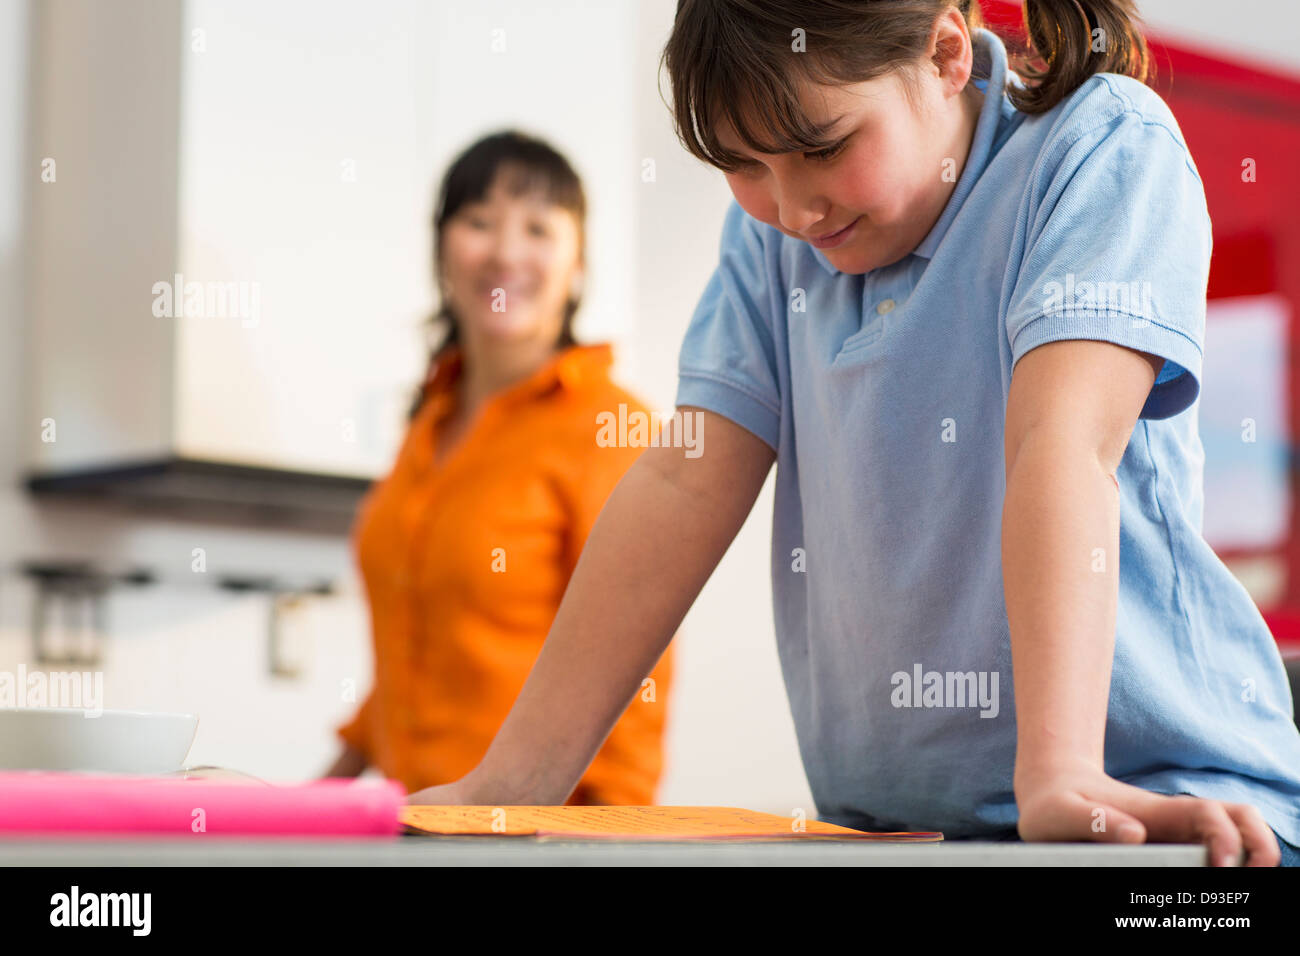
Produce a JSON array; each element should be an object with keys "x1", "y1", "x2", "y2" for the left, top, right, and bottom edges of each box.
[
  {"x1": 961, "y1": 76, "x2": 984, "y2": 136},
  {"x1": 942, "y1": 79, "x2": 985, "y2": 190}
]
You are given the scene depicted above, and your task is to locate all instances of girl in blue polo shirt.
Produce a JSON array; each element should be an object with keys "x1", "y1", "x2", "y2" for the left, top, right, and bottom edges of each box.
[{"x1": 409, "y1": 1, "x2": 1300, "y2": 866}]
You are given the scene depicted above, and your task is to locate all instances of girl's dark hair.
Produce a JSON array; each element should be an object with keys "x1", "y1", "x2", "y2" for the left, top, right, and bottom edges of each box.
[
  {"x1": 413, "y1": 130, "x2": 587, "y2": 417},
  {"x1": 663, "y1": 0, "x2": 1151, "y2": 171}
]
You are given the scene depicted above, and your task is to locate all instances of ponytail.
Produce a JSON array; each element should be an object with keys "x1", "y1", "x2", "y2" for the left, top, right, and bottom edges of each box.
[{"x1": 1010, "y1": 0, "x2": 1151, "y2": 115}]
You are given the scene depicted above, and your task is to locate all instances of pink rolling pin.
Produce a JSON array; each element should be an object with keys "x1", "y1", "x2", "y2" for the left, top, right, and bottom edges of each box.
[{"x1": 0, "y1": 772, "x2": 404, "y2": 836}]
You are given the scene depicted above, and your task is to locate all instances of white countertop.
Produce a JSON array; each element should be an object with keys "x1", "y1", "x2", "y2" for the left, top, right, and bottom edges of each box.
[{"x1": 0, "y1": 835, "x2": 1208, "y2": 866}]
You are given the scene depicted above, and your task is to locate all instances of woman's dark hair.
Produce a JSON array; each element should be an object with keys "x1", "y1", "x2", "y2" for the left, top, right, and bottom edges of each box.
[
  {"x1": 413, "y1": 130, "x2": 587, "y2": 418},
  {"x1": 662, "y1": 0, "x2": 1151, "y2": 171}
]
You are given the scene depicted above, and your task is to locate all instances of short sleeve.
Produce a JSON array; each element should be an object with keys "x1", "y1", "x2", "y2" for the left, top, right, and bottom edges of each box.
[
  {"x1": 1005, "y1": 103, "x2": 1212, "y2": 420},
  {"x1": 675, "y1": 200, "x2": 783, "y2": 449}
]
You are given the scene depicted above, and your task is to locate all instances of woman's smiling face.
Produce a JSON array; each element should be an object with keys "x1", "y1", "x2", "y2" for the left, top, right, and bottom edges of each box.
[
  {"x1": 438, "y1": 168, "x2": 583, "y2": 348},
  {"x1": 716, "y1": 15, "x2": 979, "y2": 275}
]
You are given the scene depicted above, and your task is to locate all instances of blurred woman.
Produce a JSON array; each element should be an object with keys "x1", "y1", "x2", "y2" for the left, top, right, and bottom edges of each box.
[{"x1": 324, "y1": 130, "x2": 674, "y2": 804}]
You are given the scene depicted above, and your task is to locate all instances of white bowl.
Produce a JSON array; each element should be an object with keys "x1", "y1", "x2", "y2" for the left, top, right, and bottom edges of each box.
[{"x1": 0, "y1": 708, "x2": 198, "y2": 774}]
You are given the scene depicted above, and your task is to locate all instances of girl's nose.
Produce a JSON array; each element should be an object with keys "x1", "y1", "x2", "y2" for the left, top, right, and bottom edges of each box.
[
  {"x1": 772, "y1": 173, "x2": 827, "y2": 236},
  {"x1": 778, "y1": 200, "x2": 828, "y2": 238}
]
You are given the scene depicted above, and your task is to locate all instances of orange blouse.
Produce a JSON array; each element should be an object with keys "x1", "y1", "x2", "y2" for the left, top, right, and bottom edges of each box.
[{"x1": 337, "y1": 342, "x2": 674, "y2": 804}]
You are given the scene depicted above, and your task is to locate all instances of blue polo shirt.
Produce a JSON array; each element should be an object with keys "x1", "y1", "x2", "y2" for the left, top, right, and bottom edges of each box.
[{"x1": 676, "y1": 27, "x2": 1300, "y2": 842}]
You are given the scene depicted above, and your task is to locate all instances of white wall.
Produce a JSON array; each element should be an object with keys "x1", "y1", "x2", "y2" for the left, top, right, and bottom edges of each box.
[
  {"x1": 1135, "y1": 0, "x2": 1300, "y2": 73},
  {"x1": 173, "y1": 0, "x2": 643, "y2": 477}
]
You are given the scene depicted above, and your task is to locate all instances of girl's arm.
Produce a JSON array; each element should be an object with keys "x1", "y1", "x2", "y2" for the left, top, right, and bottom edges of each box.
[
  {"x1": 1003, "y1": 339, "x2": 1280, "y2": 866},
  {"x1": 408, "y1": 406, "x2": 775, "y2": 806}
]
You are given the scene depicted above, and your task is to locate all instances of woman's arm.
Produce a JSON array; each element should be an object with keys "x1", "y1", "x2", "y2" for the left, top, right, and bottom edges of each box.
[
  {"x1": 1003, "y1": 339, "x2": 1280, "y2": 866},
  {"x1": 324, "y1": 693, "x2": 374, "y2": 778},
  {"x1": 409, "y1": 406, "x2": 775, "y2": 806},
  {"x1": 322, "y1": 744, "x2": 368, "y2": 779}
]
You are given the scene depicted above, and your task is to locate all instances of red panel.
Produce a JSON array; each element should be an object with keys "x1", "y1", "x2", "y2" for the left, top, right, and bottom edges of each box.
[{"x1": 1206, "y1": 234, "x2": 1277, "y2": 300}]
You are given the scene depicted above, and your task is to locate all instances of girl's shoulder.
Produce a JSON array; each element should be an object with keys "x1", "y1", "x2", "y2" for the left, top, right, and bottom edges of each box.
[{"x1": 1025, "y1": 73, "x2": 1195, "y2": 176}]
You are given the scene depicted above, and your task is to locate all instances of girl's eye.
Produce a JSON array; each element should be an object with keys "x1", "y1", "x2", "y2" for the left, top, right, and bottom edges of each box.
[
  {"x1": 528, "y1": 222, "x2": 549, "y2": 238},
  {"x1": 805, "y1": 139, "x2": 848, "y2": 162}
]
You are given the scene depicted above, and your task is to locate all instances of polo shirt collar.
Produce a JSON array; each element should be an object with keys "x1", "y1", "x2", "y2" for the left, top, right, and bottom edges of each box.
[{"x1": 422, "y1": 342, "x2": 613, "y2": 420}]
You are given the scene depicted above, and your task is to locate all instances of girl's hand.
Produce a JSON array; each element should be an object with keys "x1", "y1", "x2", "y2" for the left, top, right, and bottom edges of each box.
[{"x1": 1015, "y1": 765, "x2": 1282, "y2": 866}]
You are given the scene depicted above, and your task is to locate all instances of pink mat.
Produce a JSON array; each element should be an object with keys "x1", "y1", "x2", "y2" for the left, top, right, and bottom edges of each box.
[{"x1": 0, "y1": 772, "x2": 404, "y2": 836}]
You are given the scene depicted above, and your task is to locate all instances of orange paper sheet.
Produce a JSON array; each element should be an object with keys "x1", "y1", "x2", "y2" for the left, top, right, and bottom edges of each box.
[{"x1": 400, "y1": 805, "x2": 943, "y2": 842}]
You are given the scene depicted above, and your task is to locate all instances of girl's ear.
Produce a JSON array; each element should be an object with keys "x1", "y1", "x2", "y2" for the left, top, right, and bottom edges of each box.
[{"x1": 927, "y1": 7, "x2": 975, "y2": 92}]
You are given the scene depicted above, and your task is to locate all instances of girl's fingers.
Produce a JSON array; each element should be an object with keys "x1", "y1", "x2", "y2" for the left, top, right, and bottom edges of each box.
[
  {"x1": 1073, "y1": 786, "x2": 1277, "y2": 866},
  {"x1": 1197, "y1": 802, "x2": 1244, "y2": 867},
  {"x1": 1126, "y1": 794, "x2": 1244, "y2": 865},
  {"x1": 1223, "y1": 803, "x2": 1282, "y2": 867},
  {"x1": 1020, "y1": 790, "x2": 1147, "y2": 843},
  {"x1": 1024, "y1": 784, "x2": 1279, "y2": 866},
  {"x1": 1081, "y1": 799, "x2": 1147, "y2": 844}
]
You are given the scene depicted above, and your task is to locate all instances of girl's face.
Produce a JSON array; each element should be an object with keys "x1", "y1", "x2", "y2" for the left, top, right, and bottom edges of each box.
[
  {"x1": 438, "y1": 172, "x2": 582, "y2": 349},
  {"x1": 717, "y1": 18, "x2": 979, "y2": 275}
]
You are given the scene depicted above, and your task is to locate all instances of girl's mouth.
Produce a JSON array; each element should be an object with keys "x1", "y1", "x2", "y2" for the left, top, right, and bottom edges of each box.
[{"x1": 808, "y1": 216, "x2": 861, "y2": 250}]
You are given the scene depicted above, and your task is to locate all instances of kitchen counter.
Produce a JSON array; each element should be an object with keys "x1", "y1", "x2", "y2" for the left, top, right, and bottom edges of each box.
[{"x1": 0, "y1": 835, "x2": 1207, "y2": 866}]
